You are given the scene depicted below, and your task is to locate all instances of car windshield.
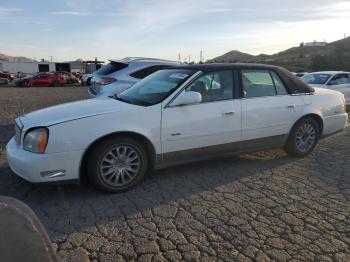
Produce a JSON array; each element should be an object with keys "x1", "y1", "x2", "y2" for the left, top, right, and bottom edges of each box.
[
  {"x1": 301, "y1": 73, "x2": 331, "y2": 85},
  {"x1": 116, "y1": 69, "x2": 196, "y2": 106}
]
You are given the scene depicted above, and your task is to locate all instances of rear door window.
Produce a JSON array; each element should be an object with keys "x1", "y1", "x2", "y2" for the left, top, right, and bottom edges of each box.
[
  {"x1": 242, "y1": 70, "x2": 288, "y2": 98},
  {"x1": 270, "y1": 71, "x2": 288, "y2": 95},
  {"x1": 242, "y1": 70, "x2": 276, "y2": 98}
]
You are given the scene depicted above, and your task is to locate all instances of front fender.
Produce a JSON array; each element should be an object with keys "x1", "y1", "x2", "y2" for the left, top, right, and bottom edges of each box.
[{"x1": 45, "y1": 105, "x2": 162, "y2": 155}]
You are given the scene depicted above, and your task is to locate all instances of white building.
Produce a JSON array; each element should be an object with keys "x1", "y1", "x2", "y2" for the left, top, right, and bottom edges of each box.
[
  {"x1": 0, "y1": 61, "x2": 56, "y2": 74},
  {"x1": 304, "y1": 41, "x2": 327, "y2": 47},
  {"x1": 0, "y1": 60, "x2": 103, "y2": 74}
]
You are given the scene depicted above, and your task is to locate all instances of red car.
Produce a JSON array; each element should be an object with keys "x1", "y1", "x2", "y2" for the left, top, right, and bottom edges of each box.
[{"x1": 16, "y1": 73, "x2": 66, "y2": 87}]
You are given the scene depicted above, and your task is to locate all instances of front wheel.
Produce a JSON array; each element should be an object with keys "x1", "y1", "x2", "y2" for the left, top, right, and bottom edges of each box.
[
  {"x1": 86, "y1": 136, "x2": 148, "y2": 193},
  {"x1": 284, "y1": 117, "x2": 320, "y2": 157},
  {"x1": 22, "y1": 80, "x2": 30, "y2": 87}
]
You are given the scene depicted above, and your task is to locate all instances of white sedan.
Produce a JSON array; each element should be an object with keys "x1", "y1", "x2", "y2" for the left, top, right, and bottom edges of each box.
[
  {"x1": 301, "y1": 71, "x2": 350, "y2": 107},
  {"x1": 6, "y1": 64, "x2": 348, "y2": 192}
]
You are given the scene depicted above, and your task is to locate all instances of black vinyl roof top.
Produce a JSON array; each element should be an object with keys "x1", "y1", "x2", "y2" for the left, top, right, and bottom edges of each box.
[{"x1": 171, "y1": 63, "x2": 314, "y2": 94}]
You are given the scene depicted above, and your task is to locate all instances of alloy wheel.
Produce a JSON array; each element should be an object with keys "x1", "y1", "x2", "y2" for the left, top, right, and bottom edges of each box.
[
  {"x1": 98, "y1": 145, "x2": 141, "y2": 187},
  {"x1": 295, "y1": 122, "x2": 316, "y2": 153}
]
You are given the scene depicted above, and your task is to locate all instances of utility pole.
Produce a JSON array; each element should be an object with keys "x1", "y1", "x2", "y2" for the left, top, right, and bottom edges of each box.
[
  {"x1": 200, "y1": 50, "x2": 203, "y2": 63},
  {"x1": 188, "y1": 55, "x2": 191, "y2": 63},
  {"x1": 178, "y1": 53, "x2": 181, "y2": 62},
  {"x1": 49, "y1": 56, "x2": 53, "y2": 62}
]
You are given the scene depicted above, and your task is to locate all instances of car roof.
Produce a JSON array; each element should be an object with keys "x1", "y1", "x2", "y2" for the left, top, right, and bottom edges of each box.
[
  {"x1": 170, "y1": 63, "x2": 283, "y2": 73},
  {"x1": 171, "y1": 63, "x2": 314, "y2": 95},
  {"x1": 109, "y1": 57, "x2": 179, "y2": 64}
]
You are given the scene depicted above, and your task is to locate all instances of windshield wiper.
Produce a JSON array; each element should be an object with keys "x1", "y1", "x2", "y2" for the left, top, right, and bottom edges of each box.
[
  {"x1": 112, "y1": 95, "x2": 133, "y2": 104},
  {"x1": 112, "y1": 94, "x2": 151, "y2": 106}
]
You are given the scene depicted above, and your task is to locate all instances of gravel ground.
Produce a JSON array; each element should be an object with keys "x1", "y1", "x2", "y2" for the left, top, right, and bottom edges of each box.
[{"x1": 0, "y1": 86, "x2": 350, "y2": 262}]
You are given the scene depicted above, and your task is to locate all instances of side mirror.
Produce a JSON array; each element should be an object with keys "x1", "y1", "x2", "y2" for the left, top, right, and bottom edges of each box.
[{"x1": 171, "y1": 91, "x2": 202, "y2": 106}]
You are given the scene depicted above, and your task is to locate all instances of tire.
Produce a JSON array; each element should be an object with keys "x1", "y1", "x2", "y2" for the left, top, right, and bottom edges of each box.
[
  {"x1": 86, "y1": 77, "x2": 92, "y2": 86},
  {"x1": 22, "y1": 81, "x2": 30, "y2": 88},
  {"x1": 86, "y1": 136, "x2": 148, "y2": 193},
  {"x1": 284, "y1": 117, "x2": 320, "y2": 157}
]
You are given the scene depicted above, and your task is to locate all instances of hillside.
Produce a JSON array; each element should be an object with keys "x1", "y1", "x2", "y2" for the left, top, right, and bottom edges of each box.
[
  {"x1": 212, "y1": 50, "x2": 254, "y2": 63},
  {"x1": 210, "y1": 37, "x2": 350, "y2": 71},
  {"x1": 0, "y1": 53, "x2": 36, "y2": 62}
]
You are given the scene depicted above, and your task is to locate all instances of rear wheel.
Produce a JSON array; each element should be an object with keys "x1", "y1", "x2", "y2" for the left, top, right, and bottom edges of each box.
[
  {"x1": 284, "y1": 117, "x2": 320, "y2": 157},
  {"x1": 22, "y1": 80, "x2": 30, "y2": 87},
  {"x1": 86, "y1": 136, "x2": 148, "y2": 193}
]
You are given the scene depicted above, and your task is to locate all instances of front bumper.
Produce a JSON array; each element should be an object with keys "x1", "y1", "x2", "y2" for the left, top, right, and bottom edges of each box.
[{"x1": 6, "y1": 138, "x2": 83, "y2": 183}]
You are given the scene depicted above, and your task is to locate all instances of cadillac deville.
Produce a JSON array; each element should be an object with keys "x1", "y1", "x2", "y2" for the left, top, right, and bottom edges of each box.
[{"x1": 6, "y1": 64, "x2": 348, "y2": 192}]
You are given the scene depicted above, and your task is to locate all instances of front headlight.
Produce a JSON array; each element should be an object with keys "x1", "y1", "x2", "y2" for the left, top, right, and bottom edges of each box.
[{"x1": 23, "y1": 127, "x2": 48, "y2": 154}]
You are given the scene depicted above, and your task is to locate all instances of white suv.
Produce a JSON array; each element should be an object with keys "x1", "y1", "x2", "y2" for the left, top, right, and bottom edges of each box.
[{"x1": 89, "y1": 57, "x2": 180, "y2": 97}]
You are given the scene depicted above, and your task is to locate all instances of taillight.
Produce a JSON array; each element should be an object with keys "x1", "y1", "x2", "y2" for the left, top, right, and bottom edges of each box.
[{"x1": 98, "y1": 77, "x2": 116, "y2": 85}]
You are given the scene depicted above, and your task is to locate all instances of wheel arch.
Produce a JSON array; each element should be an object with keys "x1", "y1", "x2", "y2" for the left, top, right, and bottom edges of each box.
[
  {"x1": 289, "y1": 113, "x2": 324, "y2": 139},
  {"x1": 79, "y1": 131, "x2": 157, "y2": 180}
]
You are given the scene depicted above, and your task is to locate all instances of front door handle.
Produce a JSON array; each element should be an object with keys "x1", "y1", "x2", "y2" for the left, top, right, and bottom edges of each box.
[
  {"x1": 287, "y1": 104, "x2": 296, "y2": 109},
  {"x1": 222, "y1": 111, "x2": 235, "y2": 116}
]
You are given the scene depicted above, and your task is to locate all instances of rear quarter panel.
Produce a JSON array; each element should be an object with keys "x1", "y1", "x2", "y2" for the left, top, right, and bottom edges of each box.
[{"x1": 305, "y1": 89, "x2": 347, "y2": 135}]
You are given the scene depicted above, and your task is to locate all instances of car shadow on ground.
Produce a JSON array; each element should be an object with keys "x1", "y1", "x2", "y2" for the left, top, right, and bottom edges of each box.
[
  {"x1": 0, "y1": 149, "x2": 303, "y2": 234},
  {"x1": 0, "y1": 124, "x2": 14, "y2": 149},
  {"x1": 1, "y1": 130, "x2": 349, "y2": 243}
]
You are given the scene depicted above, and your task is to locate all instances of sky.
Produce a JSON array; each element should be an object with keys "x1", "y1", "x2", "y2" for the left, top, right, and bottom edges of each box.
[{"x1": 0, "y1": 0, "x2": 350, "y2": 62}]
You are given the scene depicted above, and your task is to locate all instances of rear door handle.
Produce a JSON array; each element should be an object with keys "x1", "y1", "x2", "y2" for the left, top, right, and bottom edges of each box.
[
  {"x1": 222, "y1": 111, "x2": 235, "y2": 116},
  {"x1": 287, "y1": 104, "x2": 296, "y2": 109}
]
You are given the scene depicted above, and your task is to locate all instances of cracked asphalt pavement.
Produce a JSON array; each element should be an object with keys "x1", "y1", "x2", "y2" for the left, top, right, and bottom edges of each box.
[{"x1": 0, "y1": 86, "x2": 350, "y2": 261}]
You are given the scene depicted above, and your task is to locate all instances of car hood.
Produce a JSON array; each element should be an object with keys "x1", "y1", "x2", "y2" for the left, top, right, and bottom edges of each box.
[
  {"x1": 307, "y1": 84, "x2": 326, "y2": 88},
  {"x1": 19, "y1": 97, "x2": 139, "y2": 128}
]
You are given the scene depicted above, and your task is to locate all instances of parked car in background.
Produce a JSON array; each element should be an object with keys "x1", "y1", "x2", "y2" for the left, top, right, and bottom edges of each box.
[
  {"x1": 0, "y1": 71, "x2": 14, "y2": 81},
  {"x1": 81, "y1": 74, "x2": 92, "y2": 86},
  {"x1": 16, "y1": 72, "x2": 29, "y2": 79},
  {"x1": 6, "y1": 64, "x2": 348, "y2": 192},
  {"x1": 0, "y1": 77, "x2": 9, "y2": 85},
  {"x1": 15, "y1": 73, "x2": 42, "y2": 87},
  {"x1": 293, "y1": 72, "x2": 308, "y2": 78},
  {"x1": 15, "y1": 73, "x2": 66, "y2": 87},
  {"x1": 53, "y1": 71, "x2": 80, "y2": 84},
  {"x1": 81, "y1": 73, "x2": 92, "y2": 86},
  {"x1": 301, "y1": 71, "x2": 350, "y2": 107},
  {"x1": 89, "y1": 57, "x2": 180, "y2": 97}
]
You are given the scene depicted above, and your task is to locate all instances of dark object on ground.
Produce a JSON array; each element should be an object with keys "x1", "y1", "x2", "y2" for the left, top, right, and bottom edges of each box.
[{"x1": 0, "y1": 196, "x2": 58, "y2": 262}]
